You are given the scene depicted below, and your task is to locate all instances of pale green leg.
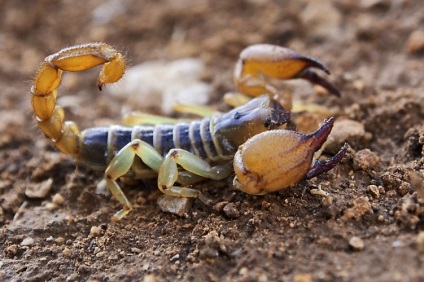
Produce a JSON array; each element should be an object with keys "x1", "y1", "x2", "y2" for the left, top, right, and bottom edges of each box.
[
  {"x1": 158, "y1": 149, "x2": 233, "y2": 204},
  {"x1": 105, "y1": 139, "x2": 162, "y2": 220},
  {"x1": 172, "y1": 103, "x2": 217, "y2": 118},
  {"x1": 223, "y1": 92, "x2": 252, "y2": 108},
  {"x1": 122, "y1": 112, "x2": 180, "y2": 126},
  {"x1": 177, "y1": 171, "x2": 207, "y2": 186},
  {"x1": 122, "y1": 104, "x2": 217, "y2": 126}
]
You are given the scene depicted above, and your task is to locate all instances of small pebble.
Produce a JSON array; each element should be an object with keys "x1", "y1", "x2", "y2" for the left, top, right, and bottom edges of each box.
[
  {"x1": 368, "y1": 185, "x2": 380, "y2": 198},
  {"x1": 322, "y1": 195, "x2": 334, "y2": 207},
  {"x1": 353, "y1": 149, "x2": 380, "y2": 172},
  {"x1": 45, "y1": 202, "x2": 58, "y2": 211},
  {"x1": 261, "y1": 201, "x2": 271, "y2": 209},
  {"x1": 239, "y1": 267, "x2": 249, "y2": 277},
  {"x1": 310, "y1": 188, "x2": 330, "y2": 197},
  {"x1": 397, "y1": 182, "x2": 412, "y2": 196},
  {"x1": 341, "y1": 196, "x2": 372, "y2": 221},
  {"x1": 6, "y1": 244, "x2": 18, "y2": 257},
  {"x1": 349, "y1": 236, "x2": 364, "y2": 251},
  {"x1": 199, "y1": 247, "x2": 219, "y2": 260},
  {"x1": 90, "y1": 226, "x2": 103, "y2": 237},
  {"x1": 142, "y1": 263, "x2": 150, "y2": 271},
  {"x1": 392, "y1": 240, "x2": 402, "y2": 248},
  {"x1": 96, "y1": 251, "x2": 105, "y2": 258},
  {"x1": 63, "y1": 248, "x2": 72, "y2": 257},
  {"x1": 157, "y1": 195, "x2": 192, "y2": 216},
  {"x1": 352, "y1": 80, "x2": 365, "y2": 92},
  {"x1": 52, "y1": 193, "x2": 65, "y2": 205},
  {"x1": 131, "y1": 247, "x2": 142, "y2": 254},
  {"x1": 21, "y1": 237, "x2": 35, "y2": 246},
  {"x1": 223, "y1": 202, "x2": 240, "y2": 219},
  {"x1": 170, "y1": 254, "x2": 180, "y2": 261},
  {"x1": 213, "y1": 201, "x2": 229, "y2": 212}
]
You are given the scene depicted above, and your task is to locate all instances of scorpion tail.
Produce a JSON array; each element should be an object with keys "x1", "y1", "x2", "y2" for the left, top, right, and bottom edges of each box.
[{"x1": 31, "y1": 43, "x2": 125, "y2": 156}]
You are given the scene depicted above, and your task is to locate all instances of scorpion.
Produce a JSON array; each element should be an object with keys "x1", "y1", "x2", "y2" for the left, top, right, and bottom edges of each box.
[{"x1": 31, "y1": 42, "x2": 347, "y2": 220}]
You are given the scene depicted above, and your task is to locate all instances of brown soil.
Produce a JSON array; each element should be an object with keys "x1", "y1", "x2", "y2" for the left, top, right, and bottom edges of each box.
[{"x1": 1, "y1": 1, "x2": 424, "y2": 281}]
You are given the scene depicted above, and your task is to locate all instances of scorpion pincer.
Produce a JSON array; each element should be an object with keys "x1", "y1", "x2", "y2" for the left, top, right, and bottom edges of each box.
[{"x1": 31, "y1": 42, "x2": 347, "y2": 220}]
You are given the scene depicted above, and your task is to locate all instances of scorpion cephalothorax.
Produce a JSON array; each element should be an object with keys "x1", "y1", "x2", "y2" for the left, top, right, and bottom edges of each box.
[{"x1": 31, "y1": 42, "x2": 347, "y2": 220}]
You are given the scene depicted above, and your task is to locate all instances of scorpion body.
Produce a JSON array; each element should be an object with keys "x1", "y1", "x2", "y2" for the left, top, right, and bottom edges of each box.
[
  {"x1": 31, "y1": 43, "x2": 347, "y2": 219},
  {"x1": 78, "y1": 95, "x2": 289, "y2": 171}
]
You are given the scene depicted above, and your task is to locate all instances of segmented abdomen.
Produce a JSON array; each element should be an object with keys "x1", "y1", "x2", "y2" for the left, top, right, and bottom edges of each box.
[{"x1": 78, "y1": 119, "x2": 225, "y2": 170}]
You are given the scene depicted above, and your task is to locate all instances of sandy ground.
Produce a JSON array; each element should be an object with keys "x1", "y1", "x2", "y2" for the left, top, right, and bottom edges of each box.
[{"x1": 0, "y1": 0, "x2": 424, "y2": 281}]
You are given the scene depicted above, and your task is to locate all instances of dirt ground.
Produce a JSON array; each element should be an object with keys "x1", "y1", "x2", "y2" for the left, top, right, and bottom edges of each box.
[{"x1": 1, "y1": 0, "x2": 424, "y2": 281}]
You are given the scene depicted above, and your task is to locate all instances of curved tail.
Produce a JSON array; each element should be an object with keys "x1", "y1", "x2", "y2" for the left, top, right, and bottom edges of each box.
[{"x1": 31, "y1": 43, "x2": 125, "y2": 156}]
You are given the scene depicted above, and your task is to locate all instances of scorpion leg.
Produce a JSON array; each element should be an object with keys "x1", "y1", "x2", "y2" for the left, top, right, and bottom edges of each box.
[
  {"x1": 171, "y1": 104, "x2": 217, "y2": 118},
  {"x1": 122, "y1": 112, "x2": 180, "y2": 126},
  {"x1": 122, "y1": 105, "x2": 216, "y2": 126},
  {"x1": 158, "y1": 149, "x2": 233, "y2": 204},
  {"x1": 105, "y1": 139, "x2": 162, "y2": 220}
]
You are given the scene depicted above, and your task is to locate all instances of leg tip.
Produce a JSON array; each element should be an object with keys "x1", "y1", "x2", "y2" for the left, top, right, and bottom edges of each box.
[{"x1": 112, "y1": 208, "x2": 131, "y2": 221}]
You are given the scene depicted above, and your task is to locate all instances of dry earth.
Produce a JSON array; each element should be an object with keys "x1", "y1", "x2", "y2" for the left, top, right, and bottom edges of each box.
[{"x1": 0, "y1": 0, "x2": 424, "y2": 281}]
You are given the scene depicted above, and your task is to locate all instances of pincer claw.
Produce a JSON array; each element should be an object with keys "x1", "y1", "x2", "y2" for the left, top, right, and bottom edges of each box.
[
  {"x1": 233, "y1": 117, "x2": 347, "y2": 195},
  {"x1": 304, "y1": 117, "x2": 347, "y2": 178},
  {"x1": 296, "y1": 68, "x2": 341, "y2": 97},
  {"x1": 232, "y1": 44, "x2": 341, "y2": 110},
  {"x1": 307, "y1": 143, "x2": 348, "y2": 179}
]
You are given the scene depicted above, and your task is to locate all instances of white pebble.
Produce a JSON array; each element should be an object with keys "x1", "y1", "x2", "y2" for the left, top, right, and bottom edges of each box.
[
  {"x1": 52, "y1": 193, "x2": 65, "y2": 205},
  {"x1": 21, "y1": 237, "x2": 35, "y2": 246},
  {"x1": 349, "y1": 236, "x2": 364, "y2": 251},
  {"x1": 90, "y1": 226, "x2": 103, "y2": 237}
]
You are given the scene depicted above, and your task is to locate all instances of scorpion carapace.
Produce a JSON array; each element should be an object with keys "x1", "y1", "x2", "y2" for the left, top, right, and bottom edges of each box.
[{"x1": 31, "y1": 42, "x2": 347, "y2": 220}]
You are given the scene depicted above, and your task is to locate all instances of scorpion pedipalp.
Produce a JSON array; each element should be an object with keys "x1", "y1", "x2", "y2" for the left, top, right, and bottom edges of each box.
[
  {"x1": 231, "y1": 44, "x2": 340, "y2": 110},
  {"x1": 233, "y1": 117, "x2": 347, "y2": 195}
]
